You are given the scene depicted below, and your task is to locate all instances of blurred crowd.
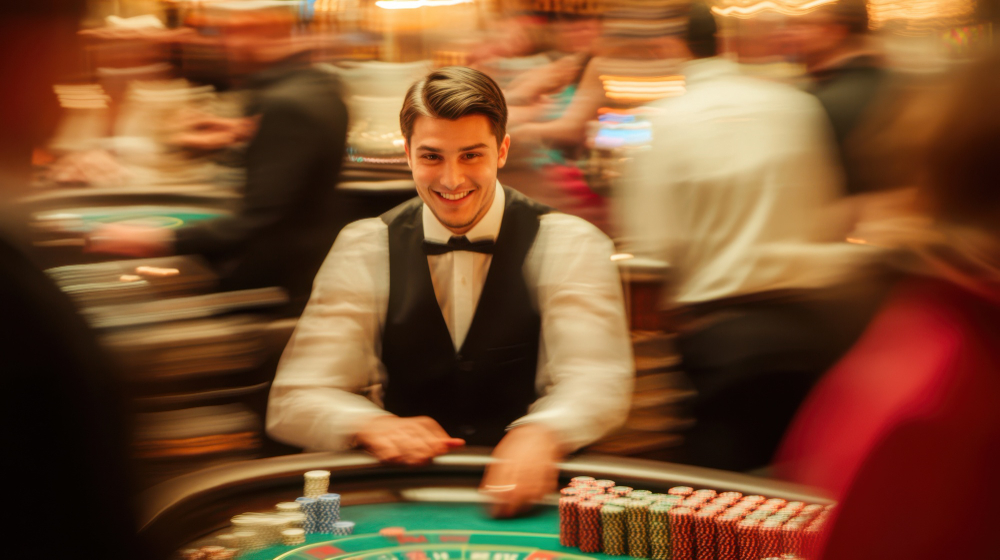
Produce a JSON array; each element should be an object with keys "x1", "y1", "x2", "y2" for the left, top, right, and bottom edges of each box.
[{"x1": 2, "y1": 0, "x2": 999, "y2": 558}]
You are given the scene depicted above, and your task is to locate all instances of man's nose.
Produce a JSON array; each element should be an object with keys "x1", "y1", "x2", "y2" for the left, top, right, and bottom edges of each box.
[{"x1": 440, "y1": 161, "x2": 464, "y2": 189}]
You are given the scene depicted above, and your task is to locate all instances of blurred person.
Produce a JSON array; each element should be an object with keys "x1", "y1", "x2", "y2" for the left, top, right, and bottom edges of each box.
[
  {"x1": 1, "y1": 2, "x2": 156, "y2": 559},
  {"x1": 777, "y1": 0, "x2": 892, "y2": 197},
  {"x1": 503, "y1": 7, "x2": 689, "y2": 234},
  {"x1": 87, "y1": 9, "x2": 349, "y2": 316},
  {"x1": 266, "y1": 67, "x2": 633, "y2": 517},
  {"x1": 775, "y1": 50, "x2": 1000, "y2": 560},
  {"x1": 617, "y1": 3, "x2": 889, "y2": 471}
]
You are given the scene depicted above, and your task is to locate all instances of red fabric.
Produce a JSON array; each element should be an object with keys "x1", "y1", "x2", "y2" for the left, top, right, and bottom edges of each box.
[{"x1": 776, "y1": 277, "x2": 1000, "y2": 559}]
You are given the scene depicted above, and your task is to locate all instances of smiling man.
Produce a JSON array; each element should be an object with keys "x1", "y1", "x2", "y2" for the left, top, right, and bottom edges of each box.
[{"x1": 266, "y1": 67, "x2": 633, "y2": 516}]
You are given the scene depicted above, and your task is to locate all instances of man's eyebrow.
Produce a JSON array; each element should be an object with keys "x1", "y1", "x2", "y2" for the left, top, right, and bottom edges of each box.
[
  {"x1": 415, "y1": 145, "x2": 442, "y2": 153},
  {"x1": 459, "y1": 143, "x2": 488, "y2": 151}
]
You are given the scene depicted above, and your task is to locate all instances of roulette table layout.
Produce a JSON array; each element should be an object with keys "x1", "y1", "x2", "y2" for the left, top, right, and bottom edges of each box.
[{"x1": 140, "y1": 450, "x2": 833, "y2": 560}]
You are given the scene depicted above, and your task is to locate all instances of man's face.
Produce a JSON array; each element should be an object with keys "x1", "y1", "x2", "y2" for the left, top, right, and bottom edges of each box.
[{"x1": 405, "y1": 114, "x2": 510, "y2": 235}]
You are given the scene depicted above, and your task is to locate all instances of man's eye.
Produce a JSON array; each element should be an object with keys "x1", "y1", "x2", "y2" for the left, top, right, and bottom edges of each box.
[
  {"x1": 463, "y1": 153, "x2": 481, "y2": 160},
  {"x1": 421, "y1": 154, "x2": 440, "y2": 161}
]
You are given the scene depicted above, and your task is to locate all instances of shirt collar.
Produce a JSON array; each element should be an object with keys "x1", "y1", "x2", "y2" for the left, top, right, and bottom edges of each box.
[{"x1": 422, "y1": 180, "x2": 505, "y2": 243}]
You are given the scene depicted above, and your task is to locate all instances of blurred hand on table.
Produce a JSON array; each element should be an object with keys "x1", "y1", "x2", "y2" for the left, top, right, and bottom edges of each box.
[
  {"x1": 86, "y1": 223, "x2": 175, "y2": 257},
  {"x1": 356, "y1": 415, "x2": 465, "y2": 467},
  {"x1": 481, "y1": 423, "x2": 564, "y2": 518}
]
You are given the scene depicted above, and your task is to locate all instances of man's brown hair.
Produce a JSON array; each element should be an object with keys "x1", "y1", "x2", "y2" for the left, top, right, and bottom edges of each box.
[{"x1": 400, "y1": 66, "x2": 508, "y2": 148}]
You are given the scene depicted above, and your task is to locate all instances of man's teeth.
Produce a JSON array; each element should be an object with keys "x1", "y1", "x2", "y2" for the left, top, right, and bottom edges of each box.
[{"x1": 439, "y1": 191, "x2": 472, "y2": 201}]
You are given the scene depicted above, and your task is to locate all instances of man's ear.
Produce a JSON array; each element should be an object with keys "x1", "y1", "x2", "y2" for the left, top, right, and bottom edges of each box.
[
  {"x1": 497, "y1": 134, "x2": 511, "y2": 169},
  {"x1": 403, "y1": 139, "x2": 412, "y2": 169}
]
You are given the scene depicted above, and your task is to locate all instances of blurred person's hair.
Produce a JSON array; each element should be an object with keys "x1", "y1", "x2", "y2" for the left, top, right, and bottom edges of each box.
[
  {"x1": 686, "y1": 2, "x2": 718, "y2": 59},
  {"x1": 400, "y1": 67, "x2": 508, "y2": 148},
  {"x1": 925, "y1": 50, "x2": 1000, "y2": 231},
  {"x1": 815, "y1": 0, "x2": 870, "y2": 35}
]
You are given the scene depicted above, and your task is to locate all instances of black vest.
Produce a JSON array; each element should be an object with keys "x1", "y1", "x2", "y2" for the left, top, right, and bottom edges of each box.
[{"x1": 379, "y1": 187, "x2": 551, "y2": 446}]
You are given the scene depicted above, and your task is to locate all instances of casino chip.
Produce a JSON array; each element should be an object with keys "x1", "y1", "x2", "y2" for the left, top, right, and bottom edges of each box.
[
  {"x1": 578, "y1": 500, "x2": 604, "y2": 553},
  {"x1": 282, "y1": 528, "x2": 306, "y2": 546},
  {"x1": 601, "y1": 505, "x2": 627, "y2": 556},
  {"x1": 668, "y1": 506, "x2": 696, "y2": 560},
  {"x1": 304, "y1": 470, "x2": 331, "y2": 499},
  {"x1": 332, "y1": 521, "x2": 356, "y2": 536},
  {"x1": 625, "y1": 498, "x2": 651, "y2": 558},
  {"x1": 570, "y1": 476, "x2": 596, "y2": 488},
  {"x1": 559, "y1": 496, "x2": 581, "y2": 547}
]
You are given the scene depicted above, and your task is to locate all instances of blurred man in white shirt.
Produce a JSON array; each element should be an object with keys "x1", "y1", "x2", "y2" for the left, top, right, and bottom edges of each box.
[
  {"x1": 618, "y1": 3, "x2": 886, "y2": 471},
  {"x1": 267, "y1": 67, "x2": 633, "y2": 516}
]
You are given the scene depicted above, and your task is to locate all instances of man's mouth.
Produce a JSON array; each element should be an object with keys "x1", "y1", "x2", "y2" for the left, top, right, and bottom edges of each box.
[{"x1": 437, "y1": 190, "x2": 473, "y2": 201}]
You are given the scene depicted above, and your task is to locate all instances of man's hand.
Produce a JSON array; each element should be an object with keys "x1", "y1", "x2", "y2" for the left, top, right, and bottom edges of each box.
[
  {"x1": 481, "y1": 423, "x2": 564, "y2": 518},
  {"x1": 85, "y1": 223, "x2": 174, "y2": 257},
  {"x1": 356, "y1": 416, "x2": 465, "y2": 466}
]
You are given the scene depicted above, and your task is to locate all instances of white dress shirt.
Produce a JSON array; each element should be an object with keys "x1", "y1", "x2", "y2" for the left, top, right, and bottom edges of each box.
[
  {"x1": 617, "y1": 57, "x2": 876, "y2": 305},
  {"x1": 267, "y1": 182, "x2": 634, "y2": 452}
]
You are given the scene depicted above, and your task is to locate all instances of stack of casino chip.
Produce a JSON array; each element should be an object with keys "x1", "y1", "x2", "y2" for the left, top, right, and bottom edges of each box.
[
  {"x1": 736, "y1": 518, "x2": 760, "y2": 560},
  {"x1": 304, "y1": 470, "x2": 331, "y2": 499},
  {"x1": 559, "y1": 496, "x2": 581, "y2": 547},
  {"x1": 296, "y1": 497, "x2": 320, "y2": 533},
  {"x1": 693, "y1": 505, "x2": 724, "y2": 560},
  {"x1": 315, "y1": 494, "x2": 342, "y2": 532},
  {"x1": 758, "y1": 518, "x2": 785, "y2": 558},
  {"x1": 561, "y1": 487, "x2": 584, "y2": 497},
  {"x1": 569, "y1": 476, "x2": 596, "y2": 488},
  {"x1": 668, "y1": 506, "x2": 696, "y2": 560},
  {"x1": 578, "y1": 500, "x2": 604, "y2": 552},
  {"x1": 668, "y1": 486, "x2": 694, "y2": 498},
  {"x1": 781, "y1": 519, "x2": 806, "y2": 557},
  {"x1": 282, "y1": 528, "x2": 306, "y2": 546},
  {"x1": 628, "y1": 490, "x2": 653, "y2": 500},
  {"x1": 332, "y1": 521, "x2": 356, "y2": 536},
  {"x1": 215, "y1": 534, "x2": 238, "y2": 550},
  {"x1": 712, "y1": 492, "x2": 743, "y2": 508},
  {"x1": 610, "y1": 486, "x2": 633, "y2": 497},
  {"x1": 601, "y1": 504, "x2": 627, "y2": 555},
  {"x1": 649, "y1": 501, "x2": 675, "y2": 560},
  {"x1": 715, "y1": 507, "x2": 746, "y2": 560},
  {"x1": 593, "y1": 479, "x2": 616, "y2": 492},
  {"x1": 276, "y1": 502, "x2": 302, "y2": 514},
  {"x1": 625, "y1": 499, "x2": 651, "y2": 558},
  {"x1": 231, "y1": 531, "x2": 257, "y2": 553}
]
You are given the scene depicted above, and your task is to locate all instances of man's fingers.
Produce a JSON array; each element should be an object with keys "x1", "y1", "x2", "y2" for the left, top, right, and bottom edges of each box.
[
  {"x1": 414, "y1": 416, "x2": 451, "y2": 440},
  {"x1": 367, "y1": 436, "x2": 403, "y2": 464}
]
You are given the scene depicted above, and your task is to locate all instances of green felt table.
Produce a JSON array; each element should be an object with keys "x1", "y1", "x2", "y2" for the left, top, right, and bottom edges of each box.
[
  {"x1": 243, "y1": 502, "x2": 609, "y2": 560},
  {"x1": 73, "y1": 206, "x2": 225, "y2": 230}
]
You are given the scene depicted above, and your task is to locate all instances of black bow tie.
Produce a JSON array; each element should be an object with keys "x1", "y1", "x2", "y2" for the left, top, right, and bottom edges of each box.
[{"x1": 422, "y1": 236, "x2": 496, "y2": 255}]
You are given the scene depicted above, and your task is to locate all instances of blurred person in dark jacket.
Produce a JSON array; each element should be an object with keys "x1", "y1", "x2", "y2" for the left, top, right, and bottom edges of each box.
[
  {"x1": 1, "y1": 2, "x2": 155, "y2": 559},
  {"x1": 87, "y1": 11, "x2": 349, "y2": 316},
  {"x1": 777, "y1": 0, "x2": 890, "y2": 197},
  {"x1": 776, "y1": 50, "x2": 1000, "y2": 560}
]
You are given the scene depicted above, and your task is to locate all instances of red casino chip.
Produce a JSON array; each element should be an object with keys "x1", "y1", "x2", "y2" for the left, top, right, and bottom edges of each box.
[
  {"x1": 758, "y1": 519, "x2": 784, "y2": 558},
  {"x1": 693, "y1": 506, "x2": 722, "y2": 560},
  {"x1": 736, "y1": 518, "x2": 761, "y2": 560},
  {"x1": 558, "y1": 496, "x2": 580, "y2": 548},
  {"x1": 578, "y1": 500, "x2": 604, "y2": 553},
  {"x1": 668, "y1": 506, "x2": 696, "y2": 560},
  {"x1": 668, "y1": 486, "x2": 695, "y2": 497},
  {"x1": 715, "y1": 511, "x2": 743, "y2": 560},
  {"x1": 781, "y1": 520, "x2": 805, "y2": 557}
]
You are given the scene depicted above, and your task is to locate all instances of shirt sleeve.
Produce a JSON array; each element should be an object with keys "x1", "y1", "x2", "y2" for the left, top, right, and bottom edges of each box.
[
  {"x1": 512, "y1": 213, "x2": 635, "y2": 451},
  {"x1": 265, "y1": 218, "x2": 392, "y2": 451}
]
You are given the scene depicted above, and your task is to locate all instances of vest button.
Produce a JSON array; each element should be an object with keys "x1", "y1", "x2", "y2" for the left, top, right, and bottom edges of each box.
[{"x1": 458, "y1": 360, "x2": 475, "y2": 372}]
